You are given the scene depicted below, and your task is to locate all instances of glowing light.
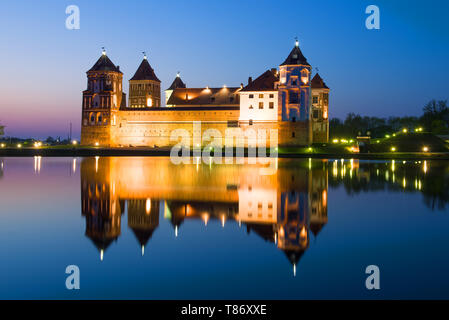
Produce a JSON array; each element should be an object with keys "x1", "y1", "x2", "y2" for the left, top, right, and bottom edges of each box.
[
  {"x1": 423, "y1": 161, "x2": 427, "y2": 174},
  {"x1": 323, "y1": 110, "x2": 328, "y2": 119},
  {"x1": 0, "y1": 143, "x2": 5, "y2": 148},
  {"x1": 72, "y1": 140, "x2": 78, "y2": 145},
  {"x1": 341, "y1": 139, "x2": 348, "y2": 143},
  {"x1": 422, "y1": 146, "x2": 429, "y2": 152},
  {"x1": 145, "y1": 198, "x2": 152, "y2": 214},
  {"x1": 391, "y1": 147, "x2": 396, "y2": 152},
  {"x1": 17, "y1": 144, "x2": 22, "y2": 148},
  {"x1": 402, "y1": 128, "x2": 408, "y2": 133},
  {"x1": 95, "y1": 156, "x2": 99, "y2": 173},
  {"x1": 34, "y1": 156, "x2": 42, "y2": 173},
  {"x1": 94, "y1": 142, "x2": 99, "y2": 147},
  {"x1": 332, "y1": 139, "x2": 339, "y2": 143},
  {"x1": 385, "y1": 135, "x2": 390, "y2": 138},
  {"x1": 322, "y1": 190, "x2": 327, "y2": 207},
  {"x1": 274, "y1": 232, "x2": 277, "y2": 244},
  {"x1": 202, "y1": 213, "x2": 209, "y2": 226},
  {"x1": 300, "y1": 226, "x2": 307, "y2": 239},
  {"x1": 175, "y1": 225, "x2": 178, "y2": 237},
  {"x1": 100, "y1": 249, "x2": 104, "y2": 261},
  {"x1": 141, "y1": 245, "x2": 145, "y2": 256},
  {"x1": 393, "y1": 133, "x2": 396, "y2": 137},
  {"x1": 402, "y1": 177, "x2": 406, "y2": 188},
  {"x1": 147, "y1": 97, "x2": 152, "y2": 107},
  {"x1": 293, "y1": 263, "x2": 296, "y2": 277},
  {"x1": 221, "y1": 215, "x2": 226, "y2": 228}
]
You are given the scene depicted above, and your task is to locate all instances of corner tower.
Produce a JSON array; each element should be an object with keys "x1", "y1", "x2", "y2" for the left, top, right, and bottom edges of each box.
[
  {"x1": 278, "y1": 40, "x2": 312, "y2": 122},
  {"x1": 81, "y1": 49, "x2": 124, "y2": 146},
  {"x1": 128, "y1": 53, "x2": 161, "y2": 108}
]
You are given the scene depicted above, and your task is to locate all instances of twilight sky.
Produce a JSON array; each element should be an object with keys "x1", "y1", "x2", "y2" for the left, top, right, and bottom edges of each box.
[{"x1": 0, "y1": 0, "x2": 448, "y2": 139}]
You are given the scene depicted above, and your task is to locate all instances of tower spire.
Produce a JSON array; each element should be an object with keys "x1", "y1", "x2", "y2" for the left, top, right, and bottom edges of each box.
[
  {"x1": 295, "y1": 37, "x2": 299, "y2": 47},
  {"x1": 102, "y1": 47, "x2": 106, "y2": 56},
  {"x1": 143, "y1": 51, "x2": 147, "y2": 60}
]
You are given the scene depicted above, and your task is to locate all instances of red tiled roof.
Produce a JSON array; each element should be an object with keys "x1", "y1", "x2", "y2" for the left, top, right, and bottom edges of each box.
[{"x1": 240, "y1": 70, "x2": 278, "y2": 92}]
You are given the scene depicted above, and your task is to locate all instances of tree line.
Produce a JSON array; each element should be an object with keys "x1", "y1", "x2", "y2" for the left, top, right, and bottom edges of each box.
[{"x1": 330, "y1": 100, "x2": 449, "y2": 138}]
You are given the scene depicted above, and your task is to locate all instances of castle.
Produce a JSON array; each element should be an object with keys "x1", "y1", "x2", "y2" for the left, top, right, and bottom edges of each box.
[{"x1": 81, "y1": 41, "x2": 329, "y2": 147}]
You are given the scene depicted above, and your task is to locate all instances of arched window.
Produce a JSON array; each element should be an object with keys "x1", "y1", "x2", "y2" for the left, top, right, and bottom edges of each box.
[
  {"x1": 89, "y1": 112, "x2": 95, "y2": 124},
  {"x1": 97, "y1": 112, "x2": 102, "y2": 124}
]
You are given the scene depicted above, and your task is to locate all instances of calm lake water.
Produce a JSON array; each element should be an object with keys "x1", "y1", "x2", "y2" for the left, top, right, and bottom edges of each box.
[{"x1": 0, "y1": 156, "x2": 448, "y2": 299}]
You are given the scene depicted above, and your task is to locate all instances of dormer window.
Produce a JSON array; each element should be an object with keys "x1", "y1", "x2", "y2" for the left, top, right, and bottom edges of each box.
[{"x1": 301, "y1": 69, "x2": 309, "y2": 84}]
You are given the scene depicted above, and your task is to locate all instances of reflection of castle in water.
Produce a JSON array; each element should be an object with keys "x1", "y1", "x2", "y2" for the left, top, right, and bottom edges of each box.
[{"x1": 81, "y1": 157, "x2": 328, "y2": 274}]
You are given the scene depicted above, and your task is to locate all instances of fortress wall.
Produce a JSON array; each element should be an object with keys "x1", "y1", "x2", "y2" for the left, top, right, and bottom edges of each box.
[{"x1": 109, "y1": 110, "x2": 312, "y2": 147}]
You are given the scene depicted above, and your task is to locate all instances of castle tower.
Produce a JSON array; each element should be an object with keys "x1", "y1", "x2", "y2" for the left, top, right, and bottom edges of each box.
[
  {"x1": 81, "y1": 49, "x2": 125, "y2": 146},
  {"x1": 128, "y1": 53, "x2": 161, "y2": 108},
  {"x1": 278, "y1": 40, "x2": 312, "y2": 122},
  {"x1": 165, "y1": 73, "x2": 186, "y2": 106},
  {"x1": 311, "y1": 73, "x2": 330, "y2": 143}
]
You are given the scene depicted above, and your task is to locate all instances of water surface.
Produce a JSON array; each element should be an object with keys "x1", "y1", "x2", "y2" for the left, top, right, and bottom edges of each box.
[{"x1": 0, "y1": 156, "x2": 448, "y2": 299}]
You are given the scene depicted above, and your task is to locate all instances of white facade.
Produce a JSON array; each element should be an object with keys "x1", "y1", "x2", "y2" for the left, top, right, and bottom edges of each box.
[{"x1": 239, "y1": 91, "x2": 278, "y2": 122}]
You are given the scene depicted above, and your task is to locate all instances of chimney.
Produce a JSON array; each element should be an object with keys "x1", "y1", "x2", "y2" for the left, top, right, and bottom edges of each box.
[
  {"x1": 248, "y1": 77, "x2": 252, "y2": 85},
  {"x1": 117, "y1": 66, "x2": 120, "y2": 71},
  {"x1": 271, "y1": 68, "x2": 277, "y2": 76}
]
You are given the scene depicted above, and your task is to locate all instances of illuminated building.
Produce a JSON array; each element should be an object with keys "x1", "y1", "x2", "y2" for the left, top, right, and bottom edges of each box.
[{"x1": 81, "y1": 41, "x2": 330, "y2": 147}]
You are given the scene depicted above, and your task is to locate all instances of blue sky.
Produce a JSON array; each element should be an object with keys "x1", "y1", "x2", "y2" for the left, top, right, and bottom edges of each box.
[{"x1": 0, "y1": 0, "x2": 448, "y2": 138}]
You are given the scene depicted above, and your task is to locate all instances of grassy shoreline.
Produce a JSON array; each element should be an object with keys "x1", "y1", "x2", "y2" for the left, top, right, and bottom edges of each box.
[{"x1": 1, "y1": 147, "x2": 449, "y2": 160}]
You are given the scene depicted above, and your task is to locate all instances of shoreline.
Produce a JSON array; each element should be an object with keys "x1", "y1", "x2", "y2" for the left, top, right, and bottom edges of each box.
[{"x1": 1, "y1": 147, "x2": 449, "y2": 160}]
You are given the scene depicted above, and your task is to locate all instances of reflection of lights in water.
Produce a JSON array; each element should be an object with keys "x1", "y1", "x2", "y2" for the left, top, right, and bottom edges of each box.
[
  {"x1": 221, "y1": 215, "x2": 226, "y2": 227},
  {"x1": 238, "y1": 220, "x2": 241, "y2": 228},
  {"x1": 279, "y1": 227, "x2": 285, "y2": 237},
  {"x1": 350, "y1": 159, "x2": 354, "y2": 170},
  {"x1": 322, "y1": 190, "x2": 327, "y2": 207},
  {"x1": 385, "y1": 171, "x2": 389, "y2": 181},
  {"x1": 308, "y1": 158, "x2": 311, "y2": 170},
  {"x1": 418, "y1": 180, "x2": 422, "y2": 190},
  {"x1": 95, "y1": 156, "x2": 99, "y2": 173},
  {"x1": 392, "y1": 173, "x2": 395, "y2": 183},
  {"x1": 333, "y1": 160, "x2": 338, "y2": 177},
  {"x1": 300, "y1": 226, "x2": 307, "y2": 239},
  {"x1": 196, "y1": 157, "x2": 200, "y2": 171},
  {"x1": 175, "y1": 225, "x2": 178, "y2": 237},
  {"x1": 293, "y1": 263, "x2": 296, "y2": 277},
  {"x1": 423, "y1": 161, "x2": 427, "y2": 174},
  {"x1": 415, "y1": 179, "x2": 418, "y2": 189},
  {"x1": 391, "y1": 160, "x2": 395, "y2": 172},
  {"x1": 202, "y1": 213, "x2": 209, "y2": 226},
  {"x1": 141, "y1": 245, "x2": 145, "y2": 256},
  {"x1": 274, "y1": 232, "x2": 277, "y2": 245},
  {"x1": 146, "y1": 198, "x2": 151, "y2": 214},
  {"x1": 72, "y1": 158, "x2": 77, "y2": 173},
  {"x1": 100, "y1": 249, "x2": 104, "y2": 261},
  {"x1": 34, "y1": 156, "x2": 41, "y2": 174},
  {"x1": 402, "y1": 177, "x2": 406, "y2": 188},
  {"x1": 376, "y1": 169, "x2": 379, "y2": 176}
]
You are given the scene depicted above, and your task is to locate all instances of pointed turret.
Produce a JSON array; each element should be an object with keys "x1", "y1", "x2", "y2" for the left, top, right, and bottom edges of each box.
[
  {"x1": 88, "y1": 50, "x2": 122, "y2": 73},
  {"x1": 280, "y1": 40, "x2": 310, "y2": 66},
  {"x1": 168, "y1": 73, "x2": 186, "y2": 90},
  {"x1": 130, "y1": 57, "x2": 160, "y2": 82},
  {"x1": 311, "y1": 73, "x2": 329, "y2": 89}
]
